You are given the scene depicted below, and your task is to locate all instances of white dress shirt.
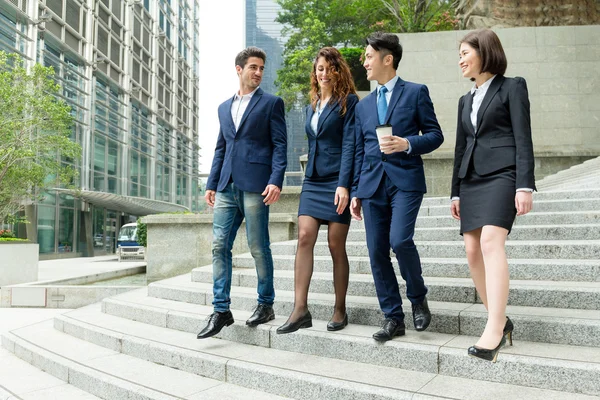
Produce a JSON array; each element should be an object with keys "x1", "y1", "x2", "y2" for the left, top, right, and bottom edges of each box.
[
  {"x1": 231, "y1": 87, "x2": 259, "y2": 131},
  {"x1": 310, "y1": 99, "x2": 327, "y2": 134},
  {"x1": 377, "y1": 76, "x2": 412, "y2": 154},
  {"x1": 452, "y1": 75, "x2": 532, "y2": 201}
]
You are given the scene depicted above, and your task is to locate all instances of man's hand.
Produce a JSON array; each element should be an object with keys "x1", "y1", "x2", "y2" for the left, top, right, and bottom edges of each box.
[
  {"x1": 262, "y1": 184, "x2": 281, "y2": 205},
  {"x1": 350, "y1": 197, "x2": 362, "y2": 221},
  {"x1": 450, "y1": 199, "x2": 460, "y2": 220},
  {"x1": 334, "y1": 187, "x2": 349, "y2": 215},
  {"x1": 204, "y1": 190, "x2": 216, "y2": 207},
  {"x1": 379, "y1": 135, "x2": 409, "y2": 154},
  {"x1": 515, "y1": 191, "x2": 533, "y2": 216}
]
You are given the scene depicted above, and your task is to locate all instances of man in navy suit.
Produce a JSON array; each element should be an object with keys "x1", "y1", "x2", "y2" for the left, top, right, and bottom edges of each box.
[
  {"x1": 350, "y1": 32, "x2": 444, "y2": 341},
  {"x1": 197, "y1": 47, "x2": 287, "y2": 339}
]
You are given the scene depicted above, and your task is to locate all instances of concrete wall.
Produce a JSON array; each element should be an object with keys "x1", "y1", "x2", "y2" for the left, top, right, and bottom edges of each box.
[
  {"x1": 0, "y1": 243, "x2": 39, "y2": 287},
  {"x1": 393, "y1": 25, "x2": 600, "y2": 196}
]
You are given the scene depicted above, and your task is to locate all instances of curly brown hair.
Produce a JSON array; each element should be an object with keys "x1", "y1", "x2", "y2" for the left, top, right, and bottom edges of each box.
[{"x1": 309, "y1": 47, "x2": 357, "y2": 116}]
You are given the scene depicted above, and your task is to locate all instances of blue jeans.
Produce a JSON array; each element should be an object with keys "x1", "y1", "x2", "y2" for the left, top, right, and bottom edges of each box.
[{"x1": 212, "y1": 182, "x2": 274, "y2": 312}]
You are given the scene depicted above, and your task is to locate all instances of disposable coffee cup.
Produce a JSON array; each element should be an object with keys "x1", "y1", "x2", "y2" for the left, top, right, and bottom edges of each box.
[{"x1": 375, "y1": 124, "x2": 393, "y2": 146}]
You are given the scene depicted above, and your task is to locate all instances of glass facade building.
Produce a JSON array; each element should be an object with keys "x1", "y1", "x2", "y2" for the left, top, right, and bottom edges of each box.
[
  {"x1": 245, "y1": 0, "x2": 305, "y2": 183},
  {"x1": 0, "y1": 0, "x2": 200, "y2": 256}
]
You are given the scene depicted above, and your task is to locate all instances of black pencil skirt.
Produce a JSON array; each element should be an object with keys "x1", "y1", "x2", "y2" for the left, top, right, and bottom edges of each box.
[{"x1": 459, "y1": 166, "x2": 517, "y2": 235}]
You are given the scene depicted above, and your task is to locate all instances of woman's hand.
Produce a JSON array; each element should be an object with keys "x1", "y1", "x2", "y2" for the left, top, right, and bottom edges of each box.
[
  {"x1": 450, "y1": 199, "x2": 460, "y2": 220},
  {"x1": 515, "y1": 191, "x2": 533, "y2": 216},
  {"x1": 334, "y1": 187, "x2": 349, "y2": 214}
]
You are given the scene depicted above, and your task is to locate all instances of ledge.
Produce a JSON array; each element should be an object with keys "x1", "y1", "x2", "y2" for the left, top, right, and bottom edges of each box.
[{"x1": 143, "y1": 213, "x2": 297, "y2": 225}]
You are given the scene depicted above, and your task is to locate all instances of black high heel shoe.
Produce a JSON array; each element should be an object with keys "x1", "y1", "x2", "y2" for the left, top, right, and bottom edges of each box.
[
  {"x1": 327, "y1": 314, "x2": 348, "y2": 331},
  {"x1": 504, "y1": 316, "x2": 514, "y2": 346},
  {"x1": 468, "y1": 335, "x2": 507, "y2": 363},
  {"x1": 276, "y1": 311, "x2": 312, "y2": 334}
]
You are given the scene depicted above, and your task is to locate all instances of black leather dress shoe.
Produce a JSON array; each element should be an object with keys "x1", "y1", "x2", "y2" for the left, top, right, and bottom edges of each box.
[
  {"x1": 276, "y1": 311, "x2": 312, "y2": 334},
  {"x1": 327, "y1": 314, "x2": 348, "y2": 331},
  {"x1": 197, "y1": 311, "x2": 234, "y2": 339},
  {"x1": 372, "y1": 318, "x2": 405, "y2": 342},
  {"x1": 412, "y1": 298, "x2": 431, "y2": 331},
  {"x1": 246, "y1": 304, "x2": 275, "y2": 327}
]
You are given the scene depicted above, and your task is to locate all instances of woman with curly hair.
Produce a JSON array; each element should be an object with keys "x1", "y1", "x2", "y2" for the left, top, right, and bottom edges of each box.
[{"x1": 277, "y1": 47, "x2": 358, "y2": 334}]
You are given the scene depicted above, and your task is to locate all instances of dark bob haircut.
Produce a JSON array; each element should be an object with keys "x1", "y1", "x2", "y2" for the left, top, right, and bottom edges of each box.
[
  {"x1": 366, "y1": 32, "x2": 403, "y2": 70},
  {"x1": 460, "y1": 29, "x2": 507, "y2": 77},
  {"x1": 235, "y1": 46, "x2": 266, "y2": 68}
]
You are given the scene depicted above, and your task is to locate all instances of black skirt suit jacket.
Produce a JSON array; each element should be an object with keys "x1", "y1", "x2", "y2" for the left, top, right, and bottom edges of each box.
[
  {"x1": 304, "y1": 94, "x2": 359, "y2": 188},
  {"x1": 451, "y1": 76, "x2": 536, "y2": 198}
]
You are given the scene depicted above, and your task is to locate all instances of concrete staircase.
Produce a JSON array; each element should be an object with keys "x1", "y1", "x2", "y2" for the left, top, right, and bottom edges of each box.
[
  {"x1": 537, "y1": 156, "x2": 600, "y2": 191},
  {"x1": 3, "y1": 187, "x2": 600, "y2": 399}
]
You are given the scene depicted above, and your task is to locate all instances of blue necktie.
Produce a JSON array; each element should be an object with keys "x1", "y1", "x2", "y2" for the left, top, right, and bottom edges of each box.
[{"x1": 377, "y1": 86, "x2": 388, "y2": 125}]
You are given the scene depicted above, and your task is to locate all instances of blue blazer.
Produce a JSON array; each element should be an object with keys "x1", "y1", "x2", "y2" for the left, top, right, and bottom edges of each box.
[
  {"x1": 304, "y1": 94, "x2": 358, "y2": 188},
  {"x1": 352, "y1": 78, "x2": 444, "y2": 198},
  {"x1": 206, "y1": 88, "x2": 288, "y2": 193}
]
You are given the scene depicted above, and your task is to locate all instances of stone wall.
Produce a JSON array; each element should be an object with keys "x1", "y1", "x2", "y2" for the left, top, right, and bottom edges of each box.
[
  {"x1": 456, "y1": 0, "x2": 600, "y2": 29},
  {"x1": 394, "y1": 25, "x2": 600, "y2": 196}
]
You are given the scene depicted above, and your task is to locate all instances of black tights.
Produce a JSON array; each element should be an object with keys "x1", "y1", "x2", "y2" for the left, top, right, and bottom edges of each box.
[{"x1": 287, "y1": 215, "x2": 350, "y2": 323}]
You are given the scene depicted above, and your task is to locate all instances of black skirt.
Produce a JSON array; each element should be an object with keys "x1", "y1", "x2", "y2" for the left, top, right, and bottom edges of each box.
[
  {"x1": 459, "y1": 166, "x2": 517, "y2": 235},
  {"x1": 298, "y1": 175, "x2": 351, "y2": 225}
]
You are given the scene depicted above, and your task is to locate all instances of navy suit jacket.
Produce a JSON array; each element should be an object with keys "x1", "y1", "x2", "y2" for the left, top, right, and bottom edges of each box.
[
  {"x1": 352, "y1": 78, "x2": 444, "y2": 198},
  {"x1": 451, "y1": 76, "x2": 536, "y2": 198},
  {"x1": 304, "y1": 94, "x2": 358, "y2": 188},
  {"x1": 206, "y1": 88, "x2": 288, "y2": 193}
]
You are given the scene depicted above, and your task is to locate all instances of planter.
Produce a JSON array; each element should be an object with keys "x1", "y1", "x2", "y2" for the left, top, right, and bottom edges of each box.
[
  {"x1": 142, "y1": 213, "x2": 297, "y2": 283},
  {"x1": 0, "y1": 242, "x2": 39, "y2": 286}
]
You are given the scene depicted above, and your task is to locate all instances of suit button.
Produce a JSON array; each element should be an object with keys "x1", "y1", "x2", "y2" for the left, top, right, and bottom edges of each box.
[{"x1": 382, "y1": 157, "x2": 387, "y2": 162}]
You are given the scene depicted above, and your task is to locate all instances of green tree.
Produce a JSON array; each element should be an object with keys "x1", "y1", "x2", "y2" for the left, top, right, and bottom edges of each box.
[
  {"x1": 275, "y1": 0, "x2": 390, "y2": 109},
  {"x1": 380, "y1": 0, "x2": 459, "y2": 33},
  {"x1": 275, "y1": 0, "x2": 458, "y2": 108},
  {"x1": 0, "y1": 51, "x2": 81, "y2": 224}
]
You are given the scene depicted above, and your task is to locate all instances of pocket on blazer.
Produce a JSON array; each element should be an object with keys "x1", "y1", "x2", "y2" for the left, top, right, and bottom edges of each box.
[
  {"x1": 249, "y1": 155, "x2": 272, "y2": 166},
  {"x1": 490, "y1": 137, "x2": 516, "y2": 148},
  {"x1": 326, "y1": 147, "x2": 341, "y2": 154}
]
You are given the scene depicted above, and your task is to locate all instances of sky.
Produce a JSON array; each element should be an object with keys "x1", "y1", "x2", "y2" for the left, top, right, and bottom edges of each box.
[{"x1": 198, "y1": 1, "x2": 245, "y2": 173}]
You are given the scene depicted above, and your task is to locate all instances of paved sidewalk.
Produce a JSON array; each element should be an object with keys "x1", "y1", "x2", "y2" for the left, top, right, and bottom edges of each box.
[
  {"x1": 0, "y1": 309, "x2": 100, "y2": 399},
  {"x1": 37, "y1": 255, "x2": 145, "y2": 282}
]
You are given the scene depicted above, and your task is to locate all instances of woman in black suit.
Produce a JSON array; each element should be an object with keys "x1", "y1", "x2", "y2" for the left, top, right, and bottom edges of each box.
[
  {"x1": 450, "y1": 29, "x2": 535, "y2": 361},
  {"x1": 277, "y1": 47, "x2": 358, "y2": 334}
]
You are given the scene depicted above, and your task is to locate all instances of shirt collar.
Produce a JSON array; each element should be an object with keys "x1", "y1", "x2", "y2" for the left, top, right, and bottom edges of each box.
[
  {"x1": 234, "y1": 86, "x2": 260, "y2": 101},
  {"x1": 471, "y1": 75, "x2": 496, "y2": 95},
  {"x1": 378, "y1": 76, "x2": 399, "y2": 94}
]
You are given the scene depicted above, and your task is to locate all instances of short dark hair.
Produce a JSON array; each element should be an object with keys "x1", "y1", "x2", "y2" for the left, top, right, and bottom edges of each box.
[
  {"x1": 366, "y1": 32, "x2": 403, "y2": 69},
  {"x1": 460, "y1": 29, "x2": 507, "y2": 77},
  {"x1": 235, "y1": 46, "x2": 266, "y2": 68}
]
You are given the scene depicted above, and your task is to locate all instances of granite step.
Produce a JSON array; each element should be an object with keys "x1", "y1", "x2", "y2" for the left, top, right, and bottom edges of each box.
[
  {"x1": 357, "y1": 211, "x2": 600, "y2": 229},
  {"x1": 419, "y1": 198, "x2": 600, "y2": 217},
  {"x1": 324, "y1": 224, "x2": 600, "y2": 242},
  {"x1": 232, "y1": 254, "x2": 600, "y2": 282},
  {"x1": 144, "y1": 275, "x2": 600, "y2": 347},
  {"x1": 1, "y1": 320, "x2": 289, "y2": 400},
  {"x1": 270, "y1": 240, "x2": 600, "y2": 260},
  {"x1": 94, "y1": 289, "x2": 600, "y2": 396},
  {"x1": 191, "y1": 265, "x2": 600, "y2": 310},
  {"x1": 8, "y1": 305, "x2": 530, "y2": 400}
]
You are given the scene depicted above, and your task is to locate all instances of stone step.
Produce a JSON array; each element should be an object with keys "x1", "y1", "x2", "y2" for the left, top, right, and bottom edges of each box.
[
  {"x1": 0, "y1": 348, "x2": 102, "y2": 400},
  {"x1": 191, "y1": 266, "x2": 600, "y2": 310},
  {"x1": 270, "y1": 240, "x2": 600, "y2": 260},
  {"x1": 232, "y1": 254, "x2": 600, "y2": 282},
  {"x1": 95, "y1": 289, "x2": 600, "y2": 397},
  {"x1": 144, "y1": 276, "x2": 600, "y2": 347},
  {"x1": 1, "y1": 319, "x2": 290, "y2": 400},
  {"x1": 356, "y1": 210, "x2": 600, "y2": 229},
  {"x1": 419, "y1": 198, "x2": 600, "y2": 217},
  {"x1": 540, "y1": 179, "x2": 600, "y2": 191},
  {"x1": 326, "y1": 224, "x2": 600, "y2": 242}
]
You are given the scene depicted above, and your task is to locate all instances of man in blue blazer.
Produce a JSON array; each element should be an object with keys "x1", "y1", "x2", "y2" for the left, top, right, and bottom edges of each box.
[
  {"x1": 197, "y1": 47, "x2": 287, "y2": 339},
  {"x1": 350, "y1": 32, "x2": 444, "y2": 341}
]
